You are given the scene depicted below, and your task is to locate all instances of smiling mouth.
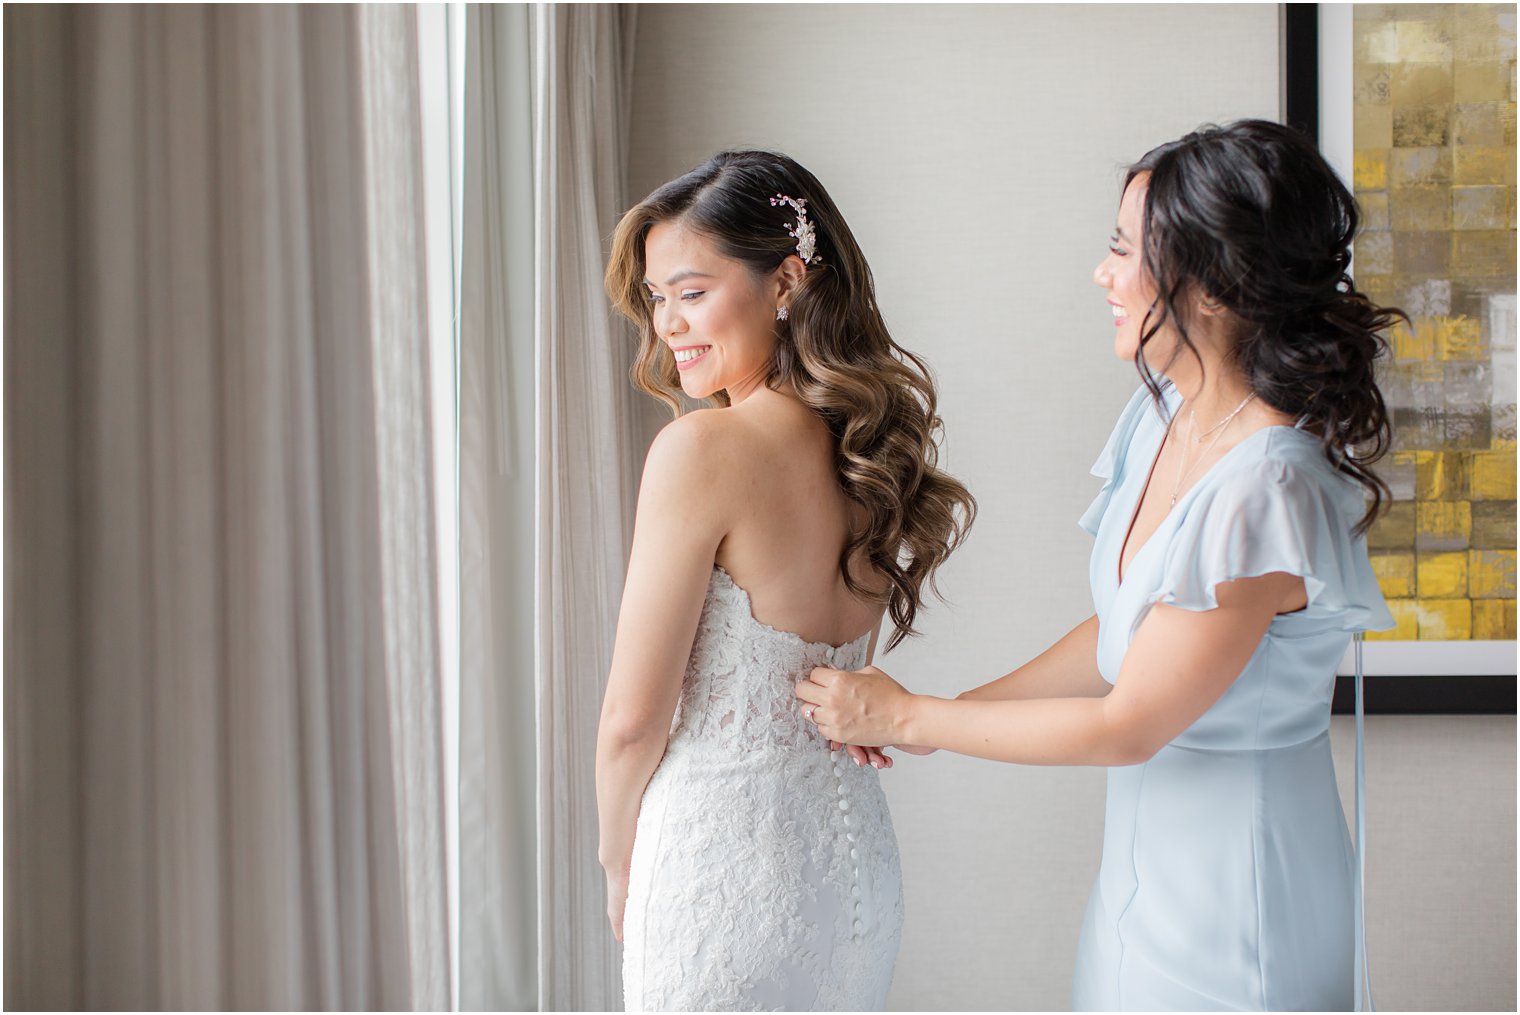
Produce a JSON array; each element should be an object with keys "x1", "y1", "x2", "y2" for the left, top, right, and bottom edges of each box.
[
  {"x1": 673, "y1": 346, "x2": 711, "y2": 370},
  {"x1": 1110, "y1": 303, "x2": 1128, "y2": 325}
]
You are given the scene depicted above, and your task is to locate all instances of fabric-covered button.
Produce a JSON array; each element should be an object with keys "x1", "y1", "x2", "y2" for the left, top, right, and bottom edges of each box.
[{"x1": 838, "y1": 799, "x2": 849, "y2": 811}]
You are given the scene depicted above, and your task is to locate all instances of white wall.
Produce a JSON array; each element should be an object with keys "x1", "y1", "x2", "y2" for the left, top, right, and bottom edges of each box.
[{"x1": 627, "y1": 4, "x2": 1515, "y2": 1010}]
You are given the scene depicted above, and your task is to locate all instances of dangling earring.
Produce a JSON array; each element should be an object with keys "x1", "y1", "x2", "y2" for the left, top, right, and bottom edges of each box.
[{"x1": 776, "y1": 306, "x2": 789, "y2": 321}]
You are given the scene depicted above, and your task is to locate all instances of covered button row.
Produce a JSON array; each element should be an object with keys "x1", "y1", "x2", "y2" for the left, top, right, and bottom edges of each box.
[{"x1": 833, "y1": 753, "x2": 865, "y2": 939}]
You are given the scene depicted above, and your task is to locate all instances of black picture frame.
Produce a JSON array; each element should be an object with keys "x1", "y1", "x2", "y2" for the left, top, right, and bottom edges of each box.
[
  {"x1": 1333, "y1": 673, "x2": 1516, "y2": 714},
  {"x1": 1283, "y1": 3, "x2": 1319, "y2": 143}
]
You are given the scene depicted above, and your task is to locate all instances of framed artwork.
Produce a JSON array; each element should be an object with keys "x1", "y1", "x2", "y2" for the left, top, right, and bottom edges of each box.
[{"x1": 1288, "y1": 3, "x2": 1517, "y2": 714}]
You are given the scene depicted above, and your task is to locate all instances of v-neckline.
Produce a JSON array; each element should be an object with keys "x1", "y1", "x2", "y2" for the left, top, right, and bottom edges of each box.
[
  {"x1": 1114, "y1": 397, "x2": 1302, "y2": 589},
  {"x1": 1116, "y1": 408, "x2": 1177, "y2": 589}
]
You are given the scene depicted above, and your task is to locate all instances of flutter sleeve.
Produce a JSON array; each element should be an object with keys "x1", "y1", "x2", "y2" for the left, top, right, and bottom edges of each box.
[
  {"x1": 1079, "y1": 385, "x2": 1166, "y2": 537},
  {"x1": 1147, "y1": 454, "x2": 1396, "y2": 633}
]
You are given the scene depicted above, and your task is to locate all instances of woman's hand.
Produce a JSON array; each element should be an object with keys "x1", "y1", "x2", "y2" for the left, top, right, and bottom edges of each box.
[
  {"x1": 605, "y1": 868, "x2": 629, "y2": 943},
  {"x1": 831, "y1": 741, "x2": 937, "y2": 764},
  {"x1": 796, "y1": 665, "x2": 916, "y2": 747},
  {"x1": 831, "y1": 741, "x2": 895, "y2": 769}
]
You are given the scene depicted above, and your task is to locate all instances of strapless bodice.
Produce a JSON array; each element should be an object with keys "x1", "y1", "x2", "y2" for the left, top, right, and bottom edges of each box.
[{"x1": 667, "y1": 566, "x2": 872, "y2": 756}]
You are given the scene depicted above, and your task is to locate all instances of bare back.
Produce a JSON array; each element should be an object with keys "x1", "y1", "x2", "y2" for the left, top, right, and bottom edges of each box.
[{"x1": 709, "y1": 387, "x2": 887, "y2": 648}]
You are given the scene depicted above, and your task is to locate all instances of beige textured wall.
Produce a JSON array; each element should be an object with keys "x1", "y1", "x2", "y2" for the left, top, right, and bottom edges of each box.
[
  {"x1": 627, "y1": 4, "x2": 1516, "y2": 1009},
  {"x1": 1331, "y1": 715, "x2": 1516, "y2": 1012}
]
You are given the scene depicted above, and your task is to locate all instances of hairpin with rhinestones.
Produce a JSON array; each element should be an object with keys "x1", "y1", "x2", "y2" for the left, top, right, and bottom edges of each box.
[{"x1": 769, "y1": 194, "x2": 817, "y2": 265}]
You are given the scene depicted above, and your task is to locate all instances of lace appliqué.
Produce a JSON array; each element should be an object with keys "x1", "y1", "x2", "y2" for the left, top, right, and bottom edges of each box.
[{"x1": 622, "y1": 567, "x2": 904, "y2": 1012}]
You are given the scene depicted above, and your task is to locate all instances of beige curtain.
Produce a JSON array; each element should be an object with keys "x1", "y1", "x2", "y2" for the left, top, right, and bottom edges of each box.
[
  {"x1": 458, "y1": 3, "x2": 643, "y2": 1008},
  {"x1": 533, "y1": 5, "x2": 644, "y2": 1010},
  {"x1": 5, "y1": 5, "x2": 448, "y2": 1009}
]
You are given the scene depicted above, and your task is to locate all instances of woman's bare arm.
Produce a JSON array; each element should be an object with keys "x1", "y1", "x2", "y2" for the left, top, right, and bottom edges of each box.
[
  {"x1": 956, "y1": 614, "x2": 1110, "y2": 702},
  {"x1": 797, "y1": 572, "x2": 1303, "y2": 766},
  {"x1": 595, "y1": 414, "x2": 729, "y2": 939},
  {"x1": 840, "y1": 612, "x2": 1104, "y2": 763}
]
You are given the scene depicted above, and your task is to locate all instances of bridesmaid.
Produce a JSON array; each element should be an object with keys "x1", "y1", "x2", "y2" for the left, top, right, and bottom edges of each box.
[{"x1": 795, "y1": 120, "x2": 1401, "y2": 1010}]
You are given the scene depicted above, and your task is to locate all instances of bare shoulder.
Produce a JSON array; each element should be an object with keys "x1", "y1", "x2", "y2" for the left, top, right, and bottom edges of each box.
[{"x1": 638, "y1": 408, "x2": 759, "y2": 513}]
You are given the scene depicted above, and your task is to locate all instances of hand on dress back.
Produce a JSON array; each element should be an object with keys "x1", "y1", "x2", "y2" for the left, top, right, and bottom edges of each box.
[
  {"x1": 830, "y1": 741, "x2": 894, "y2": 769},
  {"x1": 796, "y1": 664, "x2": 917, "y2": 747}
]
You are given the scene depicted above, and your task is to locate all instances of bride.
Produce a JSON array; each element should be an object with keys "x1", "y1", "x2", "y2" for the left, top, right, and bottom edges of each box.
[{"x1": 595, "y1": 150, "x2": 975, "y2": 1011}]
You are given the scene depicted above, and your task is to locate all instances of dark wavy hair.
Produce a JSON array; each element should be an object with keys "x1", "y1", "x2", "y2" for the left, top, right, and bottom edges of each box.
[
  {"x1": 605, "y1": 150, "x2": 975, "y2": 650},
  {"x1": 1125, "y1": 119, "x2": 1405, "y2": 533}
]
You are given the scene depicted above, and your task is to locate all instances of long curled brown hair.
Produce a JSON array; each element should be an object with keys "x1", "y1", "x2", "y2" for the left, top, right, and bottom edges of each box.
[
  {"x1": 1126, "y1": 120, "x2": 1406, "y2": 534},
  {"x1": 605, "y1": 150, "x2": 975, "y2": 650}
]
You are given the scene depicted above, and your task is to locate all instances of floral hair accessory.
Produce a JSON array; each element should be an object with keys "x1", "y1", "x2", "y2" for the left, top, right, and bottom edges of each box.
[{"x1": 769, "y1": 193, "x2": 817, "y2": 265}]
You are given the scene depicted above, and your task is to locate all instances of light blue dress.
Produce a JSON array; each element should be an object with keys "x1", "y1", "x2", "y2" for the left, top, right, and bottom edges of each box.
[{"x1": 1071, "y1": 383, "x2": 1394, "y2": 1011}]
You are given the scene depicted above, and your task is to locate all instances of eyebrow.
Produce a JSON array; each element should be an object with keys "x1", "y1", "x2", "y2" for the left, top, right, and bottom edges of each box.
[
  {"x1": 1112, "y1": 226, "x2": 1131, "y2": 241},
  {"x1": 644, "y1": 270, "x2": 715, "y2": 287}
]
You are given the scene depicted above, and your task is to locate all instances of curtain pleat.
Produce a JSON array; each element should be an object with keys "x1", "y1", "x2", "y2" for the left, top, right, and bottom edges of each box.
[
  {"x1": 534, "y1": 5, "x2": 642, "y2": 1011},
  {"x1": 459, "y1": 4, "x2": 539, "y2": 1010},
  {"x1": 4, "y1": 8, "x2": 85, "y2": 1005},
  {"x1": 143, "y1": 7, "x2": 226, "y2": 1007}
]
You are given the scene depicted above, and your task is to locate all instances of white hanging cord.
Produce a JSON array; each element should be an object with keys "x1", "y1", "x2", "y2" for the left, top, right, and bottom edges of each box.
[{"x1": 1353, "y1": 632, "x2": 1375, "y2": 1011}]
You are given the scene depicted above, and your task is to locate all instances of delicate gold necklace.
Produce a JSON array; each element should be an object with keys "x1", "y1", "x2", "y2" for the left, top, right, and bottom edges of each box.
[{"x1": 1170, "y1": 392, "x2": 1256, "y2": 506}]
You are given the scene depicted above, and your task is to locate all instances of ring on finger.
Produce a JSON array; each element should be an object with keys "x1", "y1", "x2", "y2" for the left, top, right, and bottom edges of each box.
[{"x1": 805, "y1": 706, "x2": 816, "y2": 721}]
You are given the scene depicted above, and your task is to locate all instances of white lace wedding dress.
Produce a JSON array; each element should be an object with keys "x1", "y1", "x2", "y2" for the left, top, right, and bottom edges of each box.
[{"x1": 621, "y1": 565, "x2": 904, "y2": 1011}]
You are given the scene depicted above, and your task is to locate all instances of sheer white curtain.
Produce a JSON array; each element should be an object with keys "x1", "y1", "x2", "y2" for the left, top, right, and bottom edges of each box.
[
  {"x1": 459, "y1": 4, "x2": 539, "y2": 1010},
  {"x1": 5, "y1": 6, "x2": 449, "y2": 1009},
  {"x1": 534, "y1": 5, "x2": 646, "y2": 1011},
  {"x1": 458, "y1": 4, "x2": 643, "y2": 1010}
]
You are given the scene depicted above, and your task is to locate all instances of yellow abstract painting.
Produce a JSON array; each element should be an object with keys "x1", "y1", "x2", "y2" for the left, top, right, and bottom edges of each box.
[{"x1": 1353, "y1": 3, "x2": 1517, "y2": 641}]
